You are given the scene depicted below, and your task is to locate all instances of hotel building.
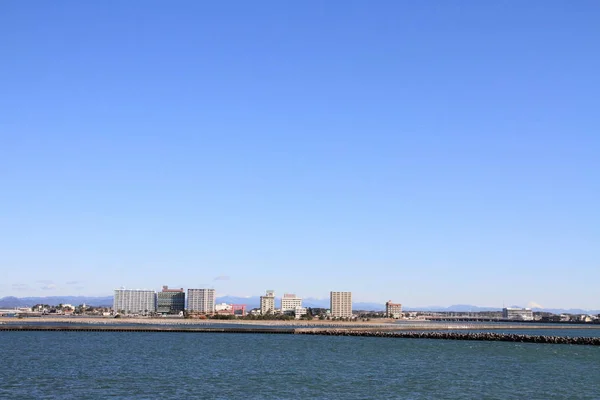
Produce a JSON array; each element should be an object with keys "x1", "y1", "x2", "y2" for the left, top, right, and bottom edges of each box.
[
  {"x1": 280, "y1": 294, "x2": 302, "y2": 314},
  {"x1": 113, "y1": 289, "x2": 156, "y2": 315},
  {"x1": 187, "y1": 288, "x2": 216, "y2": 314},
  {"x1": 385, "y1": 301, "x2": 402, "y2": 318},
  {"x1": 260, "y1": 290, "x2": 276, "y2": 315},
  {"x1": 330, "y1": 291, "x2": 352, "y2": 318}
]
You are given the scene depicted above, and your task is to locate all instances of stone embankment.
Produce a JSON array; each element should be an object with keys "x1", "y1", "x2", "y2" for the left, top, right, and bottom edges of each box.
[{"x1": 294, "y1": 329, "x2": 600, "y2": 345}]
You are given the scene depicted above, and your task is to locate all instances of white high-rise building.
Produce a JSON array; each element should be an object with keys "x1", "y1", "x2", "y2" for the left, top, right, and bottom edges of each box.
[
  {"x1": 188, "y1": 289, "x2": 216, "y2": 313},
  {"x1": 330, "y1": 291, "x2": 352, "y2": 318},
  {"x1": 281, "y1": 294, "x2": 302, "y2": 313},
  {"x1": 113, "y1": 289, "x2": 156, "y2": 315},
  {"x1": 260, "y1": 290, "x2": 275, "y2": 315}
]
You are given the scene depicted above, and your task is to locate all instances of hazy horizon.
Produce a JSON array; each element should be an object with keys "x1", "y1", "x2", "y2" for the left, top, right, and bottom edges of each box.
[{"x1": 2, "y1": 2, "x2": 599, "y2": 309}]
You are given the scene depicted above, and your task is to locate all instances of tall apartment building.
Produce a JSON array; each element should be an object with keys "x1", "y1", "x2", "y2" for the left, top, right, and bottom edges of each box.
[
  {"x1": 281, "y1": 294, "x2": 302, "y2": 314},
  {"x1": 385, "y1": 300, "x2": 402, "y2": 318},
  {"x1": 330, "y1": 291, "x2": 352, "y2": 318},
  {"x1": 113, "y1": 289, "x2": 156, "y2": 315},
  {"x1": 260, "y1": 290, "x2": 275, "y2": 315},
  {"x1": 502, "y1": 307, "x2": 533, "y2": 321},
  {"x1": 187, "y1": 288, "x2": 216, "y2": 314},
  {"x1": 157, "y1": 286, "x2": 185, "y2": 315}
]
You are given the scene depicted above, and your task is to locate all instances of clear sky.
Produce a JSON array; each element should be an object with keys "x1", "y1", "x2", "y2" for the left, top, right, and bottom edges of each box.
[{"x1": 1, "y1": 1, "x2": 599, "y2": 309}]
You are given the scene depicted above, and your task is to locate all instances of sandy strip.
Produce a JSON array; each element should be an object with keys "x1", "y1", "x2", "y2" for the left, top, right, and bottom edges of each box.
[
  {"x1": 0, "y1": 316, "x2": 396, "y2": 328},
  {"x1": 2, "y1": 316, "x2": 599, "y2": 330}
]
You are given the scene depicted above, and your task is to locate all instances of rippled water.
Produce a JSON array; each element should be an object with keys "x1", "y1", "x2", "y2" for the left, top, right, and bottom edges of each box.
[{"x1": 1, "y1": 331, "x2": 599, "y2": 399}]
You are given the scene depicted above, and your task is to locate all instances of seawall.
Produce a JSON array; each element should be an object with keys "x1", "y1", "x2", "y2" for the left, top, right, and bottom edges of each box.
[
  {"x1": 295, "y1": 329, "x2": 600, "y2": 345},
  {"x1": 0, "y1": 325, "x2": 294, "y2": 334}
]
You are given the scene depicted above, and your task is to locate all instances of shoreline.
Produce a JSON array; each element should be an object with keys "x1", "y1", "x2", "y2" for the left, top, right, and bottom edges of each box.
[
  {"x1": 2, "y1": 316, "x2": 600, "y2": 330},
  {"x1": 0, "y1": 316, "x2": 394, "y2": 327}
]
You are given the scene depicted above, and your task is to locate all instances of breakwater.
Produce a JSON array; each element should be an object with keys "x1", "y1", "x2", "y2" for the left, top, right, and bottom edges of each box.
[
  {"x1": 2, "y1": 325, "x2": 599, "y2": 345},
  {"x1": 0, "y1": 325, "x2": 295, "y2": 334},
  {"x1": 295, "y1": 329, "x2": 600, "y2": 345}
]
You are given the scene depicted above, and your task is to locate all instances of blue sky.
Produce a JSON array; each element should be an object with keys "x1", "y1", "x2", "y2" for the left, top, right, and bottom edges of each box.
[{"x1": 1, "y1": 1, "x2": 599, "y2": 309}]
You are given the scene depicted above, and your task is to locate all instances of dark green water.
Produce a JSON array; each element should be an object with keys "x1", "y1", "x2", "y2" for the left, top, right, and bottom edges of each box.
[{"x1": 1, "y1": 332, "x2": 599, "y2": 399}]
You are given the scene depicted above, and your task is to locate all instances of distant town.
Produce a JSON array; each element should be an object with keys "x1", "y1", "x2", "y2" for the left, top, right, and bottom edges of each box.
[{"x1": 1, "y1": 285, "x2": 599, "y2": 324}]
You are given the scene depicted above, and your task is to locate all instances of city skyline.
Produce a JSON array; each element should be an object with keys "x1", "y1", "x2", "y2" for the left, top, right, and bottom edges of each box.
[
  {"x1": 2, "y1": 2, "x2": 599, "y2": 309},
  {"x1": 1, "y1": 283, "x2": 594, "y2": 313}
]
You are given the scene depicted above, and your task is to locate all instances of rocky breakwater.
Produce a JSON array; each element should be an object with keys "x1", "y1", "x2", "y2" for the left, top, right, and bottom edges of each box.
[{"x1": 294, "y1": 329, "x2": 600, "y2": 346}]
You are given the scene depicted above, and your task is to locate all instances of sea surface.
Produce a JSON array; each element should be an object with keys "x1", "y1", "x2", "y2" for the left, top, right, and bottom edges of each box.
[{"x1": 1, "y1": 331, "x2": 599, "y2": 399}]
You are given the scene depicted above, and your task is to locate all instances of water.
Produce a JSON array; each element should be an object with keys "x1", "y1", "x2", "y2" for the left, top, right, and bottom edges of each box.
[{"x1": 1, "y1": 331, "x2": 599, "y2": 399}]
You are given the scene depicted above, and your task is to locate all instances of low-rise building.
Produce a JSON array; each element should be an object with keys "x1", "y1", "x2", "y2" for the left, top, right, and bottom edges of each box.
[
  {"x1": 215, "y1": 303, "x2": 232, "y2": 313},
  {"x1": 502, "y1": 307, "x2": 533, "y2": 321},
  {"x1": 294, "y1": 306, "x2": 307, "y2": 319},
  {"x1": 579, "y1": 315, "x2": 593, "y2": 323}
]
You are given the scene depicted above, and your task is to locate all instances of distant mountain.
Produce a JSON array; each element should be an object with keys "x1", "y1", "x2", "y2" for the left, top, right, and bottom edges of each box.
[
  {"x1": 0, "y1": 297, "x2": 22, "y2": 308},
  {"x1": 0, "y1": 296, "x2": 113, "y2": 308},
  {"x1": 405, "y1": 304, "x2": 502, "y2": 312},
  {"x1": 215, "y1": 296, "x2": 260, "y2": 310},
  {"x1": 404, "y1": 304, "x2": 600, "y2": 315},
  {"x1": 0, "y1": 295, "x2": 385, "y2": 311},
  {"x1": 302, "y1": 297, "x2": 330, "y2": 308},
  {"x1": 349, "y1": 302, "x2": 387, "y2": 311},
  {"x1": 531, "y1": 307, "x2": 600, "y2": 315}
]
